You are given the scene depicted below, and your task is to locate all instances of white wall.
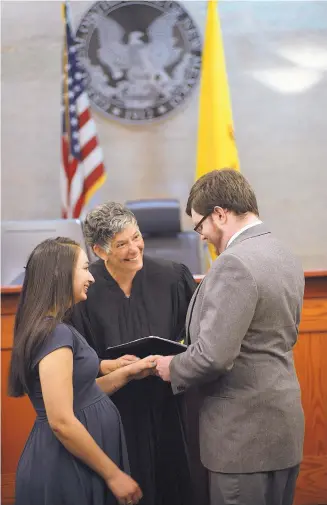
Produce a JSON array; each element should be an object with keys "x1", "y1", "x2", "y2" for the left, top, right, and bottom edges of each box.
[{"x1": 2, "y1": 1, "x2": 327, "y2": 270}]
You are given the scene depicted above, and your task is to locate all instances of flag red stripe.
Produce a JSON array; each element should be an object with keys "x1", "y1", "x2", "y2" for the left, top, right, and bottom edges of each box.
[
  {"x1": 79, "y1": 108, "x2": 91, "y2": 129},
  {"x1": 62, "y1": 136, "x2": 79, "y2": 181},
  {"x1": 84, "y1": 163, "x2": 105, "y2": 191},
  {"x1": 69, "y1": 158, "x2": 79, "y2": 181},
  {"x1": 81, "y1": 136, "x2": 98, "y2": 160},
  {"x1": 72, "y1": 163, "x2": 105, "y2": 218},
  {"x1": 73, "y1": 198, "x2": 85, "y2": 219}
]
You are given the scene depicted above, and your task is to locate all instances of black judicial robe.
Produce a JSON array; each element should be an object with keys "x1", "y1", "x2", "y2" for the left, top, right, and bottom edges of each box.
[{"x1": 70, "y1": 256, "x2": 202, "y2": 505}]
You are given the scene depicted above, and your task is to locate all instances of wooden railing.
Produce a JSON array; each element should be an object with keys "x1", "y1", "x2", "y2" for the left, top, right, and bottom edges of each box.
[
  {"x1": 290, "y1": 272, "x2": 327, "y2": 505},
  {"x1": 1, "y1": 273, "x2": 327, "y2": 505}
]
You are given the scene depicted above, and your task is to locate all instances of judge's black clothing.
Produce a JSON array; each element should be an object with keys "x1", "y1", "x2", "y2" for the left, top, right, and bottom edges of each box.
[
  {"x1": 71, "y1": 256, "x2": 196, "y2": 356},
  {"x1": 70, "y1": 256, "x2": 204, "y2": 505}
]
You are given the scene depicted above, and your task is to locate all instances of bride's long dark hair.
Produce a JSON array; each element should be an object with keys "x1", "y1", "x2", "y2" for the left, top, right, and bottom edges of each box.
[{"x1": 8, "y1": 237, "x2": 80, "y2": 397}]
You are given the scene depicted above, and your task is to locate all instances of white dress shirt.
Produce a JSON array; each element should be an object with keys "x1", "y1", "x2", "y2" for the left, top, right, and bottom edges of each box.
[{"x1": 226, "y1": 220, "x2": 263, "y2": 249}]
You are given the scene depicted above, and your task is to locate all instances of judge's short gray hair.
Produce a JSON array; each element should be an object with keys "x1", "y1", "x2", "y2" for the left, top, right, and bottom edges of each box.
[{"x1": 83, "y1": 202, "x2": 138, "y2": 253}]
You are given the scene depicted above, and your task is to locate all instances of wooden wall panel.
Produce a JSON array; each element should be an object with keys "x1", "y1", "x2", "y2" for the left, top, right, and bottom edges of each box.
[
  {"x1": 294, "y1": 456, "x2": 327, "y2": 505},
  {"x1": 293, "y1": 333, "x2": 327, "y2": 505},
  {"x1": 1, "y1": 351, "x2": 36, "y2": 474},
  {"x1": 1, "y1": 474, "x2": 15, "y2": 505},
  {"x1": 1, "y1": 293, "x2": 36, "y2": 505},
  {"x1": 2, "y1": 315, "x2": 15, "y2": 349},
  {"x1": 299, "y1": 299, "x2": 327, "y2": 333},
  {"x1": 294, "y1": 333, "x2": 327, "y2": 455}
]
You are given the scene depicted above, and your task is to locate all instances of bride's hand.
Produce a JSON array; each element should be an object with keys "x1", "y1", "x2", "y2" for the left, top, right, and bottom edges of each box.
[
  {"x1": 105, "y1": 468, "x2": 142, "y2": 504},
  {"x1": 126, "y1": 355, "x2": 160, "y2": 380},
  {"x1": 100, "y1": 355, "x2": 139, "y2": 375},
  {"x1": 116, "y1": 355, "x2": 140, "y2": 369}
]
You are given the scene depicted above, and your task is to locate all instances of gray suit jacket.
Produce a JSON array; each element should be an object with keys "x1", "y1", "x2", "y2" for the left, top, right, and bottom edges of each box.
[{"x1": 170, "y1": 224, "x2": 305, "y2": 473}]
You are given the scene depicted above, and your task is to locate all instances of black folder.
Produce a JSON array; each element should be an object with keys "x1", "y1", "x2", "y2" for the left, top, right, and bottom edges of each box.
[{"x1": 105, "y1": 336, "x2": 187, "y2": 359}]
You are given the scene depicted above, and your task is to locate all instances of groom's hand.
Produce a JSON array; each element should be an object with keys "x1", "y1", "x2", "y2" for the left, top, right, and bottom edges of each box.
[{"x1": 156, "y1": 355, "x2": 173, "y2": 382}]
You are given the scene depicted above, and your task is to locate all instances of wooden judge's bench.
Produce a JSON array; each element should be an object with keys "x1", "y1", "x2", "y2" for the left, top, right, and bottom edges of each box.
[{"x1": 1, "y1": 273, "x2": 327, "y2": 505}]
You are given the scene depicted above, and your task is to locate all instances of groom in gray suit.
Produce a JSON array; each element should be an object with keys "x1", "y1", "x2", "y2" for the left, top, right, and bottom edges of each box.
[{"x1": 156, "y1": 169, "x2": 305, "y2": 505}]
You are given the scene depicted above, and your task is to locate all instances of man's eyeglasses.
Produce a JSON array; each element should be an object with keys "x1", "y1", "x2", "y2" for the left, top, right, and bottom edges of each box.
[{"x1": 194, "y1": 211, "x2": 212, "y2": 235}]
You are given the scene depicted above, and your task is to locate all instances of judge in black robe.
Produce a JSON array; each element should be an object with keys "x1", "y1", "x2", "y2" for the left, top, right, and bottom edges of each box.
[{"x1": 70, "y1": 255, "x2": 205, "y2": 505}]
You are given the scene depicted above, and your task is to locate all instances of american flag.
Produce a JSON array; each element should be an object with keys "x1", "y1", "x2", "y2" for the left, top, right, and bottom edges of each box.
[{"x1": 61, "y1": 1, "x2": 106, "y2": 219}]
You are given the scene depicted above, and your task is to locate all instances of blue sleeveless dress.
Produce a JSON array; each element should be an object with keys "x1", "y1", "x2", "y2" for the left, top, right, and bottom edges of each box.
[{"x1": 15, "y1": 323, "x2": 130, "y2": 505}]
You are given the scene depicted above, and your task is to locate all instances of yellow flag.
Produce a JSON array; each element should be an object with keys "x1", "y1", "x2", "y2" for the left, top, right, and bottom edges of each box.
[
  {"x1": 196, "y1": 0, "x2": 240, "y2": 178},
  {"x1": 196, "y1": 0, "x2": 240, "y2": 261}
]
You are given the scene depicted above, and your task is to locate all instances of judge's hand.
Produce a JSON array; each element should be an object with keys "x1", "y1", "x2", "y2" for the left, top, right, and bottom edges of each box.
[
  {"x1": 156, "y1": 356, "x2": 173, "y2": 382},
  {"x1": 126, "y1": 355, "x2": 160, "y2": 380},
  {"x1": 100, "y1": 355, "x2": 139, "y2": 375},
  {"x1": 106, "y1": 468, "x2": 142, "y2": 505}
]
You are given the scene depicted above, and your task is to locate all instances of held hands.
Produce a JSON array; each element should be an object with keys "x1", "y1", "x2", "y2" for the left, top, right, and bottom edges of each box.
[
  {"x1": 101, "y1": 354, "x2": 173, "y2": 381},
  {"x1": 126, "y1": 355, "x2": 174, "y2": 382},
  {"x1": 106, "y1": 469, "x2": 142, "y2": 505},
  {"x1": 155, "y1": 355, "x2": 174, "y2": 382},
  {"x1": 125, "y1": 355, "x2": 161, "y2": 380},
  {"x1": 100, "y1": 355, "x2": 140, "y2": 375},
  {"x1": 116, "y1": 355, "x2": 140, "y2": 369}
]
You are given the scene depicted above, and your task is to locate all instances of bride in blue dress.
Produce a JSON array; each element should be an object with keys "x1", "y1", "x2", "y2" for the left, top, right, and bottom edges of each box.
[{"x1": 8, "y1": 237, "x2": 158, "y2": 505}]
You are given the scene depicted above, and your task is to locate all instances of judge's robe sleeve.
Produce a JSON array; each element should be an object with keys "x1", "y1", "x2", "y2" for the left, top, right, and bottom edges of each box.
[{"x1": 174, "y1": 263, "x2": 197, "y2": 342}]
